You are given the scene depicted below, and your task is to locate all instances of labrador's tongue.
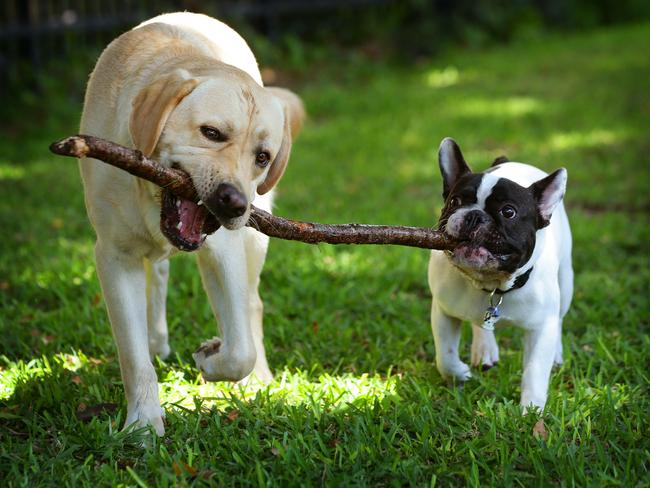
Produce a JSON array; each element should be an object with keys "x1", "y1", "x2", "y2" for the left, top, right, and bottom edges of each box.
[
  {"x1": 160, "y1": 190, "x2": 210, "y2": 251},
  {"x1": 179, "y1": 199, "x2": 206, "y2": 239}
]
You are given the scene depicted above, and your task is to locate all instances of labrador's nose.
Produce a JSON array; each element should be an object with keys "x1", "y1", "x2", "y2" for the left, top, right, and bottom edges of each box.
[{"x1": 206, "y1": 183, "x2": 248, "y2": 219}]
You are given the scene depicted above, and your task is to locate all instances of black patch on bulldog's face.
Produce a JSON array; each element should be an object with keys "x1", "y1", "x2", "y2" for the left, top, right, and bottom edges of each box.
[
  {"x1": 438, "y1": 173, "x2": 483, "y2": 232},
  {"x1": 438, "y1": 175, "x2": 542, "y2": 274},
  {"x1": 482, "y1": 178, "x2": 539, "y2": 272}
]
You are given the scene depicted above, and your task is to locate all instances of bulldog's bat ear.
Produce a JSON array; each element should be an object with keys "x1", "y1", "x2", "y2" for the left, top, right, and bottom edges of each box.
[
  {"x1": 529, "y1": 168, "x2": 567, "y2": 228},
  {"x1": 491, "y1": 155, "x2": 509, "y2": 167},
  {"x1": 439, "y1": 137, "x2": 472, "y2": 198}
]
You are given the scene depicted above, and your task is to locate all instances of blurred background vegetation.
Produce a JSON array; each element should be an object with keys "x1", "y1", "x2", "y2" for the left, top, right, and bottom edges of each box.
[{"x1": 2, "y1": 0, "x2": 650, "y2": 142}]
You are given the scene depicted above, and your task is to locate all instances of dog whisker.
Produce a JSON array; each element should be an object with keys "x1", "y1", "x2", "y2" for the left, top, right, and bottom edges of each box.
[{"x1": 247, "y1": 216, "x2": 261, "y2": 232}]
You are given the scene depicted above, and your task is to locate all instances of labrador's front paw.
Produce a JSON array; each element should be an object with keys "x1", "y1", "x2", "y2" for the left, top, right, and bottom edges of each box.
[
  {"x1": 471, "y1": 324, "x2": 499, "y2": 370},
  {"x1": 194, "y1": 337, "x2": 222, "y2": 359},
  {"x1": 193, "y1": 337, "x2": 255, "y2": 382}
]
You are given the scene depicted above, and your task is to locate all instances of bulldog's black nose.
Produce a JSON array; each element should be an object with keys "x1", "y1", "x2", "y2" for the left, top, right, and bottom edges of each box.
[
  {"x1": 206, "y1": 183, "x2": 248, "y2": 219},
  {"x1": 461, "y1": 210, "x2": 487, "y2": 236}
]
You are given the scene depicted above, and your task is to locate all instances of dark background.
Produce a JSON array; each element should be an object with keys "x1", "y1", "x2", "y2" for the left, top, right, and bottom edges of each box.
[{"x1": 2, "y1": 0, "x2": 650, "y2": 102}]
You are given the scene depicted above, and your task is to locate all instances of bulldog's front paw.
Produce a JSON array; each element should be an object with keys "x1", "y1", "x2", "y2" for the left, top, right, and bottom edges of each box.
[
  {"x1": 124, "y1": 403, "x2": 165, "y2": 437},
  {"x1": 193, "y1": 337, "x2": 255, "y2": 382},
  {"x1": 553, "y1": 337, "x2": 563, "y2": 367},
  {"x1": 437, "y1": 359, "x2": 472, "y2": 382},
  {"x1": 520, "y1": 393, "x2": 546, "y2": 414},
  {"x1": 471, "y1": 324, "x2": 499, "y2": 370}
]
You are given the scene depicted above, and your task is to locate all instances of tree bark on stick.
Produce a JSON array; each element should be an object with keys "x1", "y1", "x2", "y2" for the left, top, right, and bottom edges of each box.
[{"x1": 50, "y1": 135, "x2": 456, "y2": 251}]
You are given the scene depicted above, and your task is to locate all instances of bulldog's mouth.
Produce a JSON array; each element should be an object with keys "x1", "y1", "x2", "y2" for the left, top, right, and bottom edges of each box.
[
  {"x1": 160, "y1": 189, "x2": 221, "y2": 251},
  {"x1": 446, "y1": 240, "x2": 513, "y2": 270}
]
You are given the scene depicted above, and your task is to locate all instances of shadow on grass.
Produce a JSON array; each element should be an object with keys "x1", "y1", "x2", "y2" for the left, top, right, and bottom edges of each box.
[{"x1": 0, "y1": 342, "x2": 532, "y2": 483}]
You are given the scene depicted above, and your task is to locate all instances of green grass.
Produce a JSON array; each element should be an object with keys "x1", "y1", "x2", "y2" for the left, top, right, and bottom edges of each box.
[{"x1": 1, "y1": 23, "x2": 649, "y2": 486}]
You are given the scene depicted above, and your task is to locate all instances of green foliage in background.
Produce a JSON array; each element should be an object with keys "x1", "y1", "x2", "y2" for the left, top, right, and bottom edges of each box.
[
  {"x1": 0, "y1": 21, "x2": 649, "y2": 486},
  {"x1": 3, "y1": 0, "x2": 650, "y2": 100}
]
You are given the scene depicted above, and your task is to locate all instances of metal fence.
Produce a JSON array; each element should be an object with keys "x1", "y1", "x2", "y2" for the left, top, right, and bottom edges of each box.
[{"x1": 0, "y1": 0, "x2": 393, "y2": 91}]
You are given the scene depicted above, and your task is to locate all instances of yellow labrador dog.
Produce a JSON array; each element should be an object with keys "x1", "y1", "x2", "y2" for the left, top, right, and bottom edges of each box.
[{"x1": 79, "y1": 12, "x2": 304, "y2": 435}]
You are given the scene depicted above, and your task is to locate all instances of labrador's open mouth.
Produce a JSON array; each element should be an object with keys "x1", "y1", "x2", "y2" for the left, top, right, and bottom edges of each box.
[{"x1": 160, "y1": 189, "x2": 220, "y2": 251}]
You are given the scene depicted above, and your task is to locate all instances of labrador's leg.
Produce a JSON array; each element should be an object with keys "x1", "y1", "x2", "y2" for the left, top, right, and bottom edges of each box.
[
  {"x1": 241, "y1": 227, "x2": 273, "y2": 384},
  {"x1": 521, "y1": 317, "x2": 560, "y2": 411},
  {"x1": 193, "y1": 229, "x2": 256, "y2": 381},
  {"x1": 145, "y1": 258, "x2": 171, "y2": 360},
  {"x1": 431, "y1": 303, "x2": 471, "y2": 381},
  {"x1": 96, "y1": 241, "x2": 164, "y2": 435}
]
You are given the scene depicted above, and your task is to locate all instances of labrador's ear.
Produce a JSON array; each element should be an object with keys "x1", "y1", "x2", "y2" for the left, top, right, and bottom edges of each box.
[
  {"x1": 265, "y1": 87, "x2": 305, "y2": 139},
  {"x1": 257, "y1": 87, "x2": 305, "y2": 194},
  {"x1": 129, "y1": 70, "x2": 199, "y2": 157},
  {"x1": 257, "y1": 109, "x2": 291, "y2": 195}
]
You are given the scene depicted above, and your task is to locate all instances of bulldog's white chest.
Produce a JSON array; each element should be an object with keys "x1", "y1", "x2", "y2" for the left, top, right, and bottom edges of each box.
[
  {"x1": 428, "y1": 245, "x2": 563, "y2": 331},
  {"x1": 429, "y1": 254, "x2": 505, "y2": 325},
  {"x1": 428, "y1": 254, "x2": 493, "y2": 323}
]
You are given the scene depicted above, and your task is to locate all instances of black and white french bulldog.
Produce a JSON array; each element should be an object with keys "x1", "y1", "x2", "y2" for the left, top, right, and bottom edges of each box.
[{"x1": 428, "y1": 138, "x2": 573, "y2": 410}]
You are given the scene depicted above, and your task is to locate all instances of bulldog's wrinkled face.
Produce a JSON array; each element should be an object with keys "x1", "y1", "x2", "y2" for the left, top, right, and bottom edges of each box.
[
  {"x1": 439, "y1": 171, "x2": 539, "y2": 280},
  {"x1": 158, "y1": 77, "x2": 287, "y2": 237},
  {"x1": 436, "y1": 138, "x2": 566, "y2": 283}
]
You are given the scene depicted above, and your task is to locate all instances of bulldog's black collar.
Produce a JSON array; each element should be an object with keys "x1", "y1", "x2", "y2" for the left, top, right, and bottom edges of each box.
[{"x1": 484, "y1": 267, "x2": 533, "y2": 295}]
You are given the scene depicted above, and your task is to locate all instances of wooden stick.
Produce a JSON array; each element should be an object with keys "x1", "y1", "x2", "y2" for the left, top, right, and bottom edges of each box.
[
  {"x1": 50, "y1": 134, "x2": 199, "y2": 201},
  {"x1": 50, "y1": 135, "x2": 456, "y2": 251}
]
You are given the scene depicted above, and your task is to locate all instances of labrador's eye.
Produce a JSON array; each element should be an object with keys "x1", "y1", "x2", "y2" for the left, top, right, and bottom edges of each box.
[
  {"x1": 449, "y1": 196, "x2": 462, "y2": 208},
  {"x1": 200, "y1": 126, "x2": 226, "y2": 142},
  {"x1": 256, "y1": 151, "x2": 271, "y2": 167},
  {"x1": 500, "y1": 204, "x2": 517, "y2": 219}
]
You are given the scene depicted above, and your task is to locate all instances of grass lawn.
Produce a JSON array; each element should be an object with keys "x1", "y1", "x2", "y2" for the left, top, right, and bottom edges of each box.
[{"x1": 1, "y1": 22, "x2": 649, "y2": 486}]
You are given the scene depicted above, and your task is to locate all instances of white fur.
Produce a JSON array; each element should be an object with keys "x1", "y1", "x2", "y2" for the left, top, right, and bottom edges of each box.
[
  {"x1": 428, "y1": 162, "x2": 573, "y2": 411},
  {"x1": 476, "y1": 173, "x2": 500, "y2": 209}
]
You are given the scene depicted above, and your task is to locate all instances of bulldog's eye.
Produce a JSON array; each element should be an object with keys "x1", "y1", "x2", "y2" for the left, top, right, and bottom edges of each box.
[
  {"x1": 255, "y1": 151, "x2": 271, "y2": 168},
  {"x1": 449, "y1": 196, "x2": 462, "y2": 208},
  {"x1": 500, "y1": 204, "x2": 517, "y2": 219},
  {"x1": 200, "y1": 126, "x2": 226, "y2": 142}
]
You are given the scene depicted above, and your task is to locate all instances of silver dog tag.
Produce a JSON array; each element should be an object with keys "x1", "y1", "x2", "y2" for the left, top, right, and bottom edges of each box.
[
  {"x1": 482, "y1": 306, "x2": 500, "y2": 331},
  {"x1": 481, "y1": 290, "x2": 503, "y2": 331}
]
